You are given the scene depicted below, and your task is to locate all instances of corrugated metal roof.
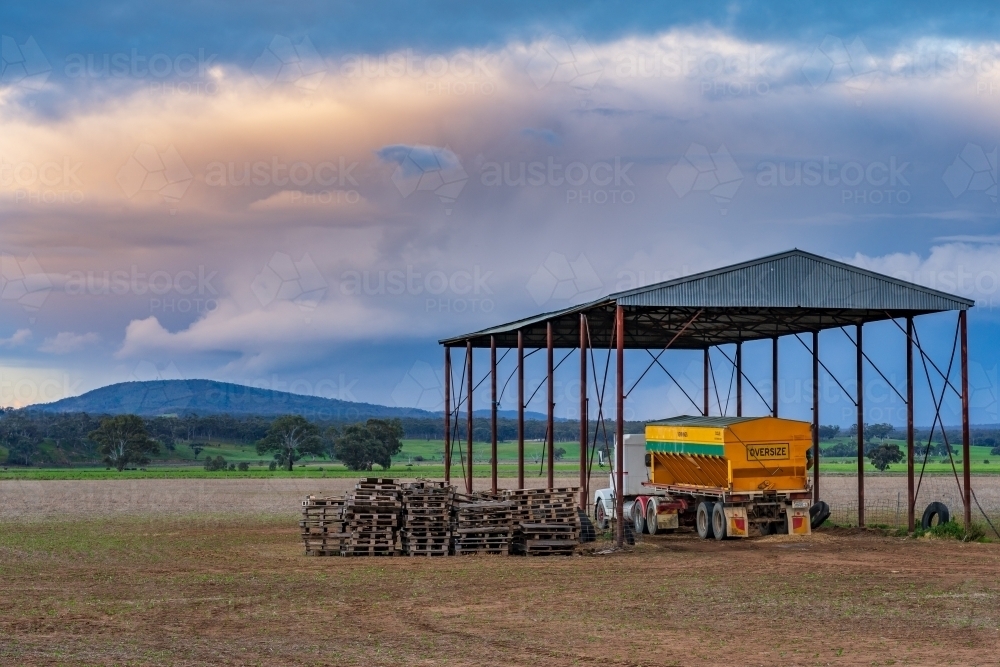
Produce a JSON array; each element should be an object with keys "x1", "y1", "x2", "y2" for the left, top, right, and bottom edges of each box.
[
  {"x1": 440, "y1": 249, "x2": 974, "y2": 347},
  {"x1": 613, "y1": 249, "x2": 974, "y2": 310}
]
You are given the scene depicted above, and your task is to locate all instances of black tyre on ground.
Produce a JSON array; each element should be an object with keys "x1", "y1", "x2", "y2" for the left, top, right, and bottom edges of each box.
[
  {"x1": 578, "y1": 509, "x2": 597, "y2": 543},
  {"x1": 696, "y1": 501, "x2": 715, "y2": 539},
  {"x1": 809, "y1": 501, "x2": 831, "y2": 530},
  {"x1": 759, "y1": 521, "x2": 775, "y2": 536},
  {"x1": 624, "y1": 521, "x2": 636, "y2": 545},
  {"x1": 711, "y1": 503, "x2": 728, "y2": 541},
  {"x1": 921, "y1": 501, "x2": 950, "y2": 529},
  {"x1": 646, "y1": 498, "x2": 659, "y2": 535},
  {"x1": 632, "y1": 501, "x2": 647, "y2": 534}
]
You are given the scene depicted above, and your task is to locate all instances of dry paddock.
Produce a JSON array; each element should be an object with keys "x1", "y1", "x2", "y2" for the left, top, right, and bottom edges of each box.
[
  {"x1": 2, "y1": 476, "x2": 1000, "y2": 666},
  {"x1": 0, "y1": 473, "x2": 996, "y2": 521}
]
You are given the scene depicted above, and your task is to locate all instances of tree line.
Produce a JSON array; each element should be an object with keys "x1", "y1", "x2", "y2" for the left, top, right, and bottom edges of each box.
[{"x1": 0, "y1": 409, "x2": 647, "y2": 468}]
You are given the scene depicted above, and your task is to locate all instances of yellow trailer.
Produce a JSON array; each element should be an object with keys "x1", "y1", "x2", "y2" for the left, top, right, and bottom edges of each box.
[{"x1": 639, "y1": 415, "x2": 815, "y2": 539}]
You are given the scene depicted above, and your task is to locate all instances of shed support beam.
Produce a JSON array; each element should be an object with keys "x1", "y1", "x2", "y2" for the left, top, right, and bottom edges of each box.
[
  {"x1": 444, "y1": 346, "x2": 451, "y2": 485},
  {"x1": 517, "y1": 330, "x2": 525, "y2": 490},
  {"x1": 490, "y1": 336, "x2": 498, "y2": 495},
  {"x1": 961, "y1": 310, "x2": 971, "y2": 530},
  {"x1": 703, "y1": 348, "x2": 710, "y2": 416},
  {"x1": 466, "y1": 341, "x2": 474, "y2": 494},
  {"x1": 579, "y1": 314, "x2": 588, "y2": 511},
  {"x1": 772, "y1": 336, "x2": 779, "y2": 418},
  {"x1": 812, "y1": 331, "x2": 819, "y2": 503},
  {"x1": 907, "y1": 317, "x2": 915, "y2": 532},
  {"x1": 615, "y1": 305, "x2": 625, "y2": 548},
  {"x1": 547, "y1": 321, "x2": 555, "y2": 490},
  {"x1": 856, "y1": 324, "x2": 865, "y2": 528},
  {"x1": 736, "y1": 341, "x2": 743, "y2": 417}
]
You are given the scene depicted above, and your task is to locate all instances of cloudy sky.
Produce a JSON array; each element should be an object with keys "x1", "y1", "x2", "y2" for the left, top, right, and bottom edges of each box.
[{"x1": 0, "y1": 2, "x2": 998, "y2": 425}]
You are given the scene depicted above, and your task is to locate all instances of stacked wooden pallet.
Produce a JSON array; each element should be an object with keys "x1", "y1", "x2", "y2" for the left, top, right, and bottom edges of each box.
[
  {"x1": 301, "y1": 495, "x2": 348, "y2": 556},
  {"x1": 454, "y1": 500, "x2": 514, "y2": 555},
  {"x1": 503, "y1": 487, "x2": 581, "y2": 556},
  {"x1": 400, "y1": 481, "x2": 453, "y2": 556},
  {"x1": 342, "y1": 478, "x2": 402, "y2": 556}
]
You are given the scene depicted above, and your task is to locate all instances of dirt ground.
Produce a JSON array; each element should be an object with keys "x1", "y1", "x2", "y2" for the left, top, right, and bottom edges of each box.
[
  {"x1": 1, "y1": 513, "x2": 998, "y2": 667},
  {"x1": 2, "y1": 474, "x2": 998, "y2": 521}
]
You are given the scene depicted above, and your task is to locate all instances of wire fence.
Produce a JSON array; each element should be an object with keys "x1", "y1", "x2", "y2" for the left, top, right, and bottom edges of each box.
[{"x1": 829, "y1": 492, "x2": 1000, "y2": 532}]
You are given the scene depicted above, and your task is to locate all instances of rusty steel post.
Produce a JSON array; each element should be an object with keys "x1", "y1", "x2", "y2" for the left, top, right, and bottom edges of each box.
[
  {"x1": 579, "y1": 313, "x2": 588, "y2": 510},
  {"x1": 466, "y1": 341, "x2": 473, "y2": 495},
  {"x1": 961, "y1": 310, "x2": 971, "y2": 530},
  {"x1": 907, "y1": 316, "x2": 915, "y2": 532},
  {"x1": 517, "y1": 330, "x2": 524, "y2": 490},
  {"x1": 812, "y1": 330, "x2": 819, "y2": 503},
  {"x1": 736, "y1": 340, "x2": 743, "y2": 417},
  {"x1": 615, "y1": 305, "x2": 625, "y2": 548},
  {"x1": 703, "y1": 348, "x2": 710, "y2": 416},
  {"x1": 772, "y1": 336, "x2": 779, "y2": 418},
  {"x1": 490, "y1": 335, "x2": 498, "y2": 495},
  {"x1": 547, "y1": 320, "x2": 555, "y2": 490},
  {"x1": 856, "y1": 323, "x2": 865, "y2": 527},
  {"x1": 444, "y1": 346, "x2": 451, "y2": 485}
]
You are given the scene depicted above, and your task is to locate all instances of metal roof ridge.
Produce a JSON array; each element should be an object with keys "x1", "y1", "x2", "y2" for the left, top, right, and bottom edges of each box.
[{"x1": 606, "y1": 248, "x2": 975, "y2": 307}]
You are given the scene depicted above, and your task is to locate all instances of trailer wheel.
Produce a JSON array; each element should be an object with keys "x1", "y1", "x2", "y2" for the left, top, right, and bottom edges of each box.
[
  {"x1": 646, "y1": 499, "x2": 659, "y2": 535},
  {"x1": 921, "y1": 502, "x2": 950, "y2": 530},
  {"x1": 759, "y1": 521, "x2": 774, "y2": 536},
  {"x1": 696, "y1": 501, "x2": 715, "y2": 539},
  {"x1": 595, "y1": 502, "x2": 608, "y2": 530},
  {"x1": 809, "y1": 501, "x2": 830, "y2": 530},
  {"x1": 712, "y1": 503, "x2": 728, "y2": 540},
  {"x1": 632, "y1": 500, "x2": 647, "y2": 534}
]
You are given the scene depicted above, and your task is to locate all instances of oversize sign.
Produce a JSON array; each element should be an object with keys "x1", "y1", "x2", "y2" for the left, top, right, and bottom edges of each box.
[{"x1": 746, "y1": 443, "x2": 789, "y2": 461}]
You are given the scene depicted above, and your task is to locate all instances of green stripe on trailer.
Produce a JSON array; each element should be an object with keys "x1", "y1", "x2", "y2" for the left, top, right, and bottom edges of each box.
[{"x1": 646, "y1": 441, "x2": 725, "y2": 456}]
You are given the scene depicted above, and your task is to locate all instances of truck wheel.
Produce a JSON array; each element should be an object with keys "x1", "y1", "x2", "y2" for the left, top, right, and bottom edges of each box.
[
  {"x1": 758, "y1": 521, "x2": 774, "y2": 536},
  {"x1": 595, "y1": 502, "x2": 608, "y2": 530},
  {"x1": 809, "y1": 501, "x2": 830, "y2": 530},
  {"x1": 696, "y1": 501, "x2": 715, "y2": 539},
  {"x1": 632, "y1": 500, "x2": 647, "y2": 534},
  {"x1": 712, "y1": 503, "x2": 728, "y2": 540},
  {"x1": 646, "y1": 499, "x2": 659, "y2": 535},
  {"x1": 921, "y1": 502, "x2": 950, "y2": 530}
]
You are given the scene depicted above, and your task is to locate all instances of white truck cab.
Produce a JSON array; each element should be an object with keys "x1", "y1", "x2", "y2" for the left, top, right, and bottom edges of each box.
[{"x1": 593, "y1": 433, "x2": 653, "y2": 529}]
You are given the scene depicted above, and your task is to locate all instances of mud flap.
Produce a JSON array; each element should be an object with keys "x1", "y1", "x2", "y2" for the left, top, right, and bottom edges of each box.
[
  {"x1": 786, "y1": 502, "x2": 812, "y2": 535},
  {"x1": 656, "y1": 509, "x2": 679, "y2": 530},
  {"x1": 723, "y1": 506, "x2": 749, "y2": 538}
]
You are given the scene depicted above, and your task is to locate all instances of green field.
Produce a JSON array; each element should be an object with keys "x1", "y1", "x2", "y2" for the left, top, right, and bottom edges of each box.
[
  {"x1": 0, "y1": 438, "x2": 589, "y2": 480},
  {"x1": 2, "y1": 436, "x2": 996, "y2": 480}
]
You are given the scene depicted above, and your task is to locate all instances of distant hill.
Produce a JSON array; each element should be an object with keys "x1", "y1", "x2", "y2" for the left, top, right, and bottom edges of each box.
[
  {"x1": 31, "y1": 379, "x2": 436, "y2": 420},
  {"x1": 28, "y1": 379, "x2": 556, "y2": 421}
]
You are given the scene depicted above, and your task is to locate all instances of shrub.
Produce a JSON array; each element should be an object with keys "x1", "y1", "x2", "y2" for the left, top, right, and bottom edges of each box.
[
  {"x1": 237, "y1": 462, "x2": 249, "y2": 471},
  {"x1": 227, "y1": 463, "x2": 236, "y2": 471},
  {"x1": 204, "y1": 455, "x2": 226, "y2": 472},
  {"x1": 414, "y1": 455, "x2": 425, "y2": 462},
  {"x1": 268, "y1": 461, "x2": 277, "y2": 471},
  {"x1": 916, "y1": 520, "x2": 986, "y2": 542}
]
